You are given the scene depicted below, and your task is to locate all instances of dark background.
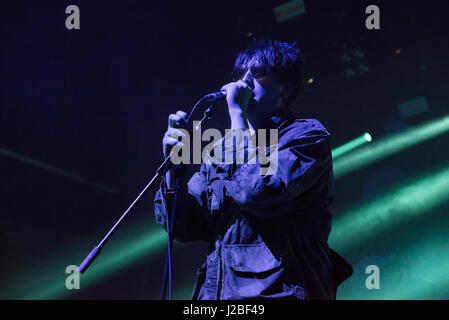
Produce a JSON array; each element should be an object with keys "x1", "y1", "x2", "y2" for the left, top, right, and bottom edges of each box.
[{"x1": 1, "y1": 0, "x2": 449, "y2": 299}]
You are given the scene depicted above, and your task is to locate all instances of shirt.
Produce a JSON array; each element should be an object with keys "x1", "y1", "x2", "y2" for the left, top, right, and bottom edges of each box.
[{"x1": 154, "y1": 112, "x2": 352, "y2": 300}]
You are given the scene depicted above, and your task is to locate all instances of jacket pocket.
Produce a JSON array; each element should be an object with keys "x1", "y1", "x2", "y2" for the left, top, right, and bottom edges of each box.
[{"x1": 222, "y1": 244, "x2": 299, "y2": 299}]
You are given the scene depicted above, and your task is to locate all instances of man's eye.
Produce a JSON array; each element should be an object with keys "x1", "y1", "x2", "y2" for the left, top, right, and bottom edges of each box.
[{"x1": 250, "y1": 65, "x2": 267, "y2": 79}]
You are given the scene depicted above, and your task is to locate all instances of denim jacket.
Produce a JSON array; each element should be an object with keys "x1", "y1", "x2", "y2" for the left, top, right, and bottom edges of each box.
[{"x1": 154, "y1": 114, "x2": 352, "y2": 300}]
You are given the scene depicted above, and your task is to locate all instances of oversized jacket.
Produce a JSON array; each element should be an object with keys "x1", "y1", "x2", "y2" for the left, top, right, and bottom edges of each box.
[{"x1": 154, "y1": 112, "x2": 352, "y2": 300}]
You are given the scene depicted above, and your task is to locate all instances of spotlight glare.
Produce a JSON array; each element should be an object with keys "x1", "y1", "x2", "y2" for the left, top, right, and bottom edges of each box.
[
  {"x1": 364, "y1": 132, "x2": 372, "y2": 142},
  {"x1": 331, "y1": 132, "x2": 372, "y2": 159},
  {"x1": 334, "y1": 114, "x2": 449, "y2": 179}
]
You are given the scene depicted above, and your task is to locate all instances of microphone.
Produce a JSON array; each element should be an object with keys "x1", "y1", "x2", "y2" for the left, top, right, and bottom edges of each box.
[
  {"x1": 203, "y1": 88, "x2": 255, "y2": 103},
  {"x1": 197, "y1": 85, "x2": 254, "y2": 122},
  {"x1": 203, "y1": 79, "x2": 255, "y2": 103},
  {"x1": 203, "y1": 90, "x2": 227, "y2": 102}
]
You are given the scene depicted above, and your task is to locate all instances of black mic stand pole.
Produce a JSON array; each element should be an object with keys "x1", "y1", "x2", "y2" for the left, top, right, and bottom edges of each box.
[
  {"x1": 159, "y1": 173, "x2": 181, "y2": 300},
  {"x1": 78, "y1": 99, "x2": 220, "y2": 299},
  {"x1": 159, "y1": 103, "x2": 221, "y2": 300},
  {"x1": 78, "y1": 152, "x2": 176, "y2": 273}
]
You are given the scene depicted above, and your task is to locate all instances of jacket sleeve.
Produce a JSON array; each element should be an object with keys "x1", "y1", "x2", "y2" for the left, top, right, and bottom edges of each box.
[
  {"x1": 224, "y1": 121, "x2": 332, "y2": 219},
  {"x1": 154, "y1": 165, "x2": 211, "y2": 242}
]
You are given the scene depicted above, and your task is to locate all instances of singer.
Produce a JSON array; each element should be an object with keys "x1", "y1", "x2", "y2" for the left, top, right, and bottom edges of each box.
[{"x1": 154, "y1": 39, "x2": 352, "y2": 300}]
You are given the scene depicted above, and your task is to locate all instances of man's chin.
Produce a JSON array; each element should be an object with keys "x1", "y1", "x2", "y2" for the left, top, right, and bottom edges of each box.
[
  {"x1": 247, "y1": 98, "x2": 269, "y2": 116},
  {"x1": 248, "y1": 99, "x2": 280, "y2": 117}
]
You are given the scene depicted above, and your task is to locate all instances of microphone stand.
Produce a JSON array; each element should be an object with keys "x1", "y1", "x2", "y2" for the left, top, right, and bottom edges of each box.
[
  {"x1": 78, "y1": 96, "x2": 221, "y2": 300},
  {"x1": 159, "y1": 174, "x2": 181, "y2": 300}
]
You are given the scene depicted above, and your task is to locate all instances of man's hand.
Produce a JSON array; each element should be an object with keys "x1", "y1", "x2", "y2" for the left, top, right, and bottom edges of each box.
[
  {"x1": 162, "y1": 110, "x2": 189, "y2": 189},
  {"x1": 221, "y1": 80, "x2": 253, "y2": 129},
  {"x1": 162, "y1": 110, "x2": 189, "y2": 158}
]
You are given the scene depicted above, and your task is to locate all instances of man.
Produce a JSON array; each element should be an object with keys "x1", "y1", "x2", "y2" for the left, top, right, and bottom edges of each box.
[{"x1": 154, "y1": 39, "x2": 352, "y2": 300}]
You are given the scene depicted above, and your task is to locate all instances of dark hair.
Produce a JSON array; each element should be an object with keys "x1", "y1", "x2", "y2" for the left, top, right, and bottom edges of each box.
[{"x1": 234, "y1": 39, "x2": 305, "y2": 110}]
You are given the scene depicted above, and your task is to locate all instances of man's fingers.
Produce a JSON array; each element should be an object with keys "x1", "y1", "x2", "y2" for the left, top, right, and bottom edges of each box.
[
  {"x1": 168, "y1": 114, "x2": 180, "y2": 128},
  {"x1": 176, "y1": 110, "x2": 188, "y2": 120},
  {"x1": 164, "y1": 110, "x2": 189, "y2": 157},
  {"x1": 222, "y1": 81, "x2": 251, "y2": 93},
  {"x1": 236, "y1": 80, "x2": 252, "y2": 91},
  {"x1": 166, "y1": 127, "x2": 188, "y2": 139},
  {"x1": 164, "y1": 136, "x2": 185, "y2": 146},
  {"x1": 168, "y1": 110, "x2": 188, "y2": 128},
  {"x1": 168, "y1": 114, "x2": 184, "y2": 128},
  {"x1": 163, "y1": 136, "x2": 184, "y2": 157},
  {"x1": 163, "y1": 129, "x2": 188, "y2": 151}
]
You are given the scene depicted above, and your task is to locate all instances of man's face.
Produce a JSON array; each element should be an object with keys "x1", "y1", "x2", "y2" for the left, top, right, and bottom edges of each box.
[{"x1": 233, "y1": 61, "x2": 284, "y2": 120}]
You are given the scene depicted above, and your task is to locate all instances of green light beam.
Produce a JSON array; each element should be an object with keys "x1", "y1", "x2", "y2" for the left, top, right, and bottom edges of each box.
[
  {"x1": 0, "y1": 147, "x2": 118, "y2": 194},
  {"x1": 329, "y1": 163, "x2": 449, "y2": 253},
  {"x1": 22, "y1": 226, "x2": 168, "y2": 300},
  {"x1": 336, "y1": 220, "x2": 449, "y2": 300},
  {"x1": 331, "y1": 132, "x2": 372, "y2": 159},
  {"x1": 384, "y1": 231, "x2": 449, "y2": 299},
  {"x1": 333, "y1": 114, "x2": 449, "y2": 179}
]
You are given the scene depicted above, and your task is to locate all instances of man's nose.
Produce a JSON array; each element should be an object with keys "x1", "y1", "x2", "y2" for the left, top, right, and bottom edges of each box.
[{"x1": 241, "y1": 69, "x2": 255, "y2": 89}]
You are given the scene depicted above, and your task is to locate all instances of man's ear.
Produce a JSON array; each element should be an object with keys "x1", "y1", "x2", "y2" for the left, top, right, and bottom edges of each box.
[{"x1": 281, "y1": 82, "x2": 294, "y2": 99}]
